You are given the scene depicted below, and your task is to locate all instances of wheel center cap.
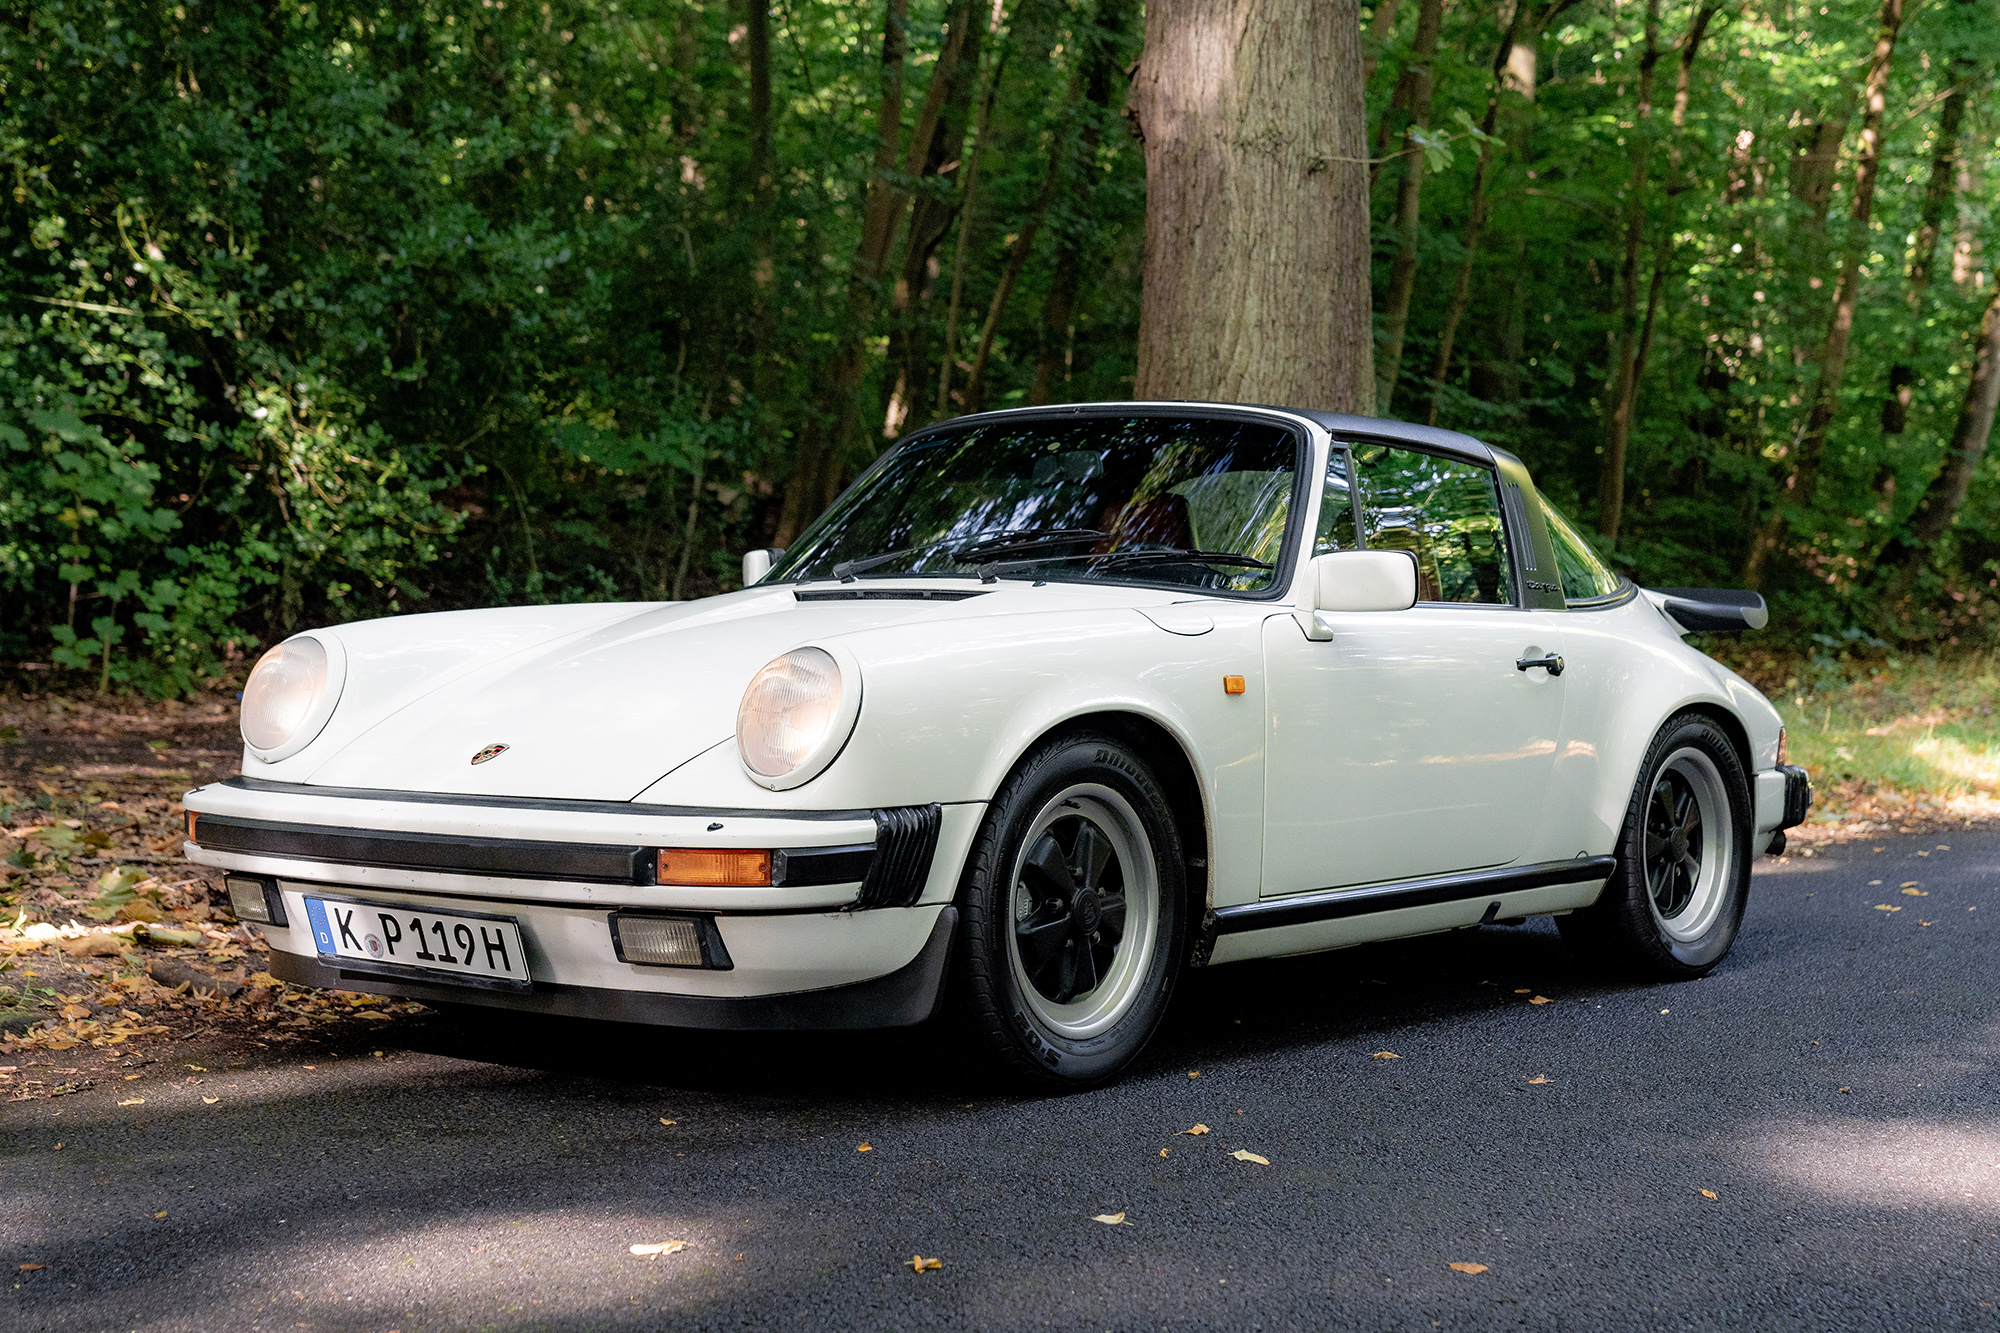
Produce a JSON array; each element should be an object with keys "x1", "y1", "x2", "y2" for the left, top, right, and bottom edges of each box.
[
  {"x1": 1670, "y1": 831, "x2": 1689, "y2": 858},
  {"x1": 1073, "y1": 890, "x2": 1103, "y2": 933}
]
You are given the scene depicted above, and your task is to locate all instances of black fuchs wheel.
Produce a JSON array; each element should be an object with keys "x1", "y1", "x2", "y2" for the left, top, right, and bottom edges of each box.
[
  {"x1": 953, "y1": 731, "x2": 1188, "y2": 1088},
  {"x1": 1560, "y1": 712, "x2": 1753, "y2": 980}
]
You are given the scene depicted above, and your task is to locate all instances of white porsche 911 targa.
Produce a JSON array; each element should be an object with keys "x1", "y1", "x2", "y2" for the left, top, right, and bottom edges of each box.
[{"x1": 183, "y1": 403, "x2": 1810, "y2": 1085}]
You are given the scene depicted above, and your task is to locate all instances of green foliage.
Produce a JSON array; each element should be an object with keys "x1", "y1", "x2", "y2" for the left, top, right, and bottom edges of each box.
[{"x1": 0, "y1": 0, "x2": 1994, "y2": 694}]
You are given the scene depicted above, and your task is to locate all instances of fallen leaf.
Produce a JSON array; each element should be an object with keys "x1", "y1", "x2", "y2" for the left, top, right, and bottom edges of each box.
[
  {"x1": 1660, "y1": 1009, "x2": 1670, "y2": 1015},
  {"x1": 1187, "y1": 1070, "x2": 1200, "y2": 1079},
  {"x1": 1919, "y1": 920, "x2": 1934, "y2": 927},
  {"x1": 1875, "y1": 904, "x2": 1902, "y2": 912},
  {"x1": 18, "y1": 1263, "x2": 43, "y2": 1271},
  {"x1": 153, "y1": 1211, "x2": 167, "y2": 1218},
  {"x1": 119, "y1": 1097, "x2": 143, "y2": 1106},
  {"x1": 124, "y1": 1073, "x2": 141, "y2": 1080},
  {"x1": 1230, "y1": 1149, "x2": 1270, "y2": 1165},
  {"x1": 1901, "y1": 882, "x2": 1921, "y2": 888},
  {"x1": 52, "y1": 1143, "x2": 62, "y2": 1151},
  {"x1": 1159, "y1": 1148, "x2": 1170, "y2": 1158},
  {"x1": 202, "y1": 1096, "x2": 219, "y2": 1104},
  {"x1": 1513, "y1": 988, "x2": 1531, "y2": 994},
  {"x1": 1902, "y1": 888, "x2": 1928, "y2": 896},
  {"x1": 628, "y1": 1241, "x2": 687, "y2": 1257},
  {"x1": 1178, "y1": 1123, "x2": 1210, "y2": 1136},
  {"x1": 1091, "y1": 1212, "x2": 1129, "y2": 1225},
  {"x1": 1528, "y1": 995, "x2": 1552, "y2": 1005},
  {"x1": 1838, "y1": 1086, "x2": 1852, "y2": 1094},
  {"x1": 1448, "y1": 1262, "x2": 1488, "y2": 1275},
  {"x1": 905, "y1": 1254, "x2": 942, "y2": 1272},
  {"x1": 1526, "y1": 1075, "x2": 1552, "y2": 1084},
  {"x1": 1700, "y1": 1189, "x2": 1718, "y2": 1200},
  {"x1": 658, "y1": 1118, "x2": 676, "y2": 1126},
  {"x1": 857, "y1": 1142, "x2": 873, "y2": 1152},
  {"x1": 186, "y1": 1065, "x2": 205, "y2": 1072},
  {"x1": 1370, "y1": 1051, "x2": 1400, "y2": 1060},
  {"x1": 59, "y1": 1004, "x2": 90, "y2": 1020}
]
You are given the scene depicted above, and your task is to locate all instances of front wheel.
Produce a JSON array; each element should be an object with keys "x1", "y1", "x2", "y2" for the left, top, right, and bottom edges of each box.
[
  {"x1": 1560, "y1": 712, "x2": 1752, "y2": 980},
  {"x1": 952, "y1": 732, "x2": 1187, "y2": 1087}
]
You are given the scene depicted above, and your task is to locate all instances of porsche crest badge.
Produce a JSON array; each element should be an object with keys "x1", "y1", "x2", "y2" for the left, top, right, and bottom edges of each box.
[{"x1": 470, "y1": 743, "x2": 510, "y2": 766}]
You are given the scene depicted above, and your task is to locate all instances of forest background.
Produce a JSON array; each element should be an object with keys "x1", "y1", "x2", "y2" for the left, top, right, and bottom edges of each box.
[{"x1": 4, "y1": 0, "x2": 2000, "y2": 696}]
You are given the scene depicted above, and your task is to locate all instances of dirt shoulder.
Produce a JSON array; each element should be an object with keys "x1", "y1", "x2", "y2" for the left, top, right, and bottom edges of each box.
[{"x1": 0, "y1": 692, "x2": 427, "y2": 1091}]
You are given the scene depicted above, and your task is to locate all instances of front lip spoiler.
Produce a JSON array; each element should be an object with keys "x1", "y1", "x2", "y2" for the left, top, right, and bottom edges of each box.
[{"x1": 265, "y1": 905, "x2": 958, "y2": 1030}]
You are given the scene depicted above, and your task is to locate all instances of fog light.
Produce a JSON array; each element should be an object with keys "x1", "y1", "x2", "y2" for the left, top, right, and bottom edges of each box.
[
  {"x1": 656, "y1": 848, "x2": 771, "y2": 886},
  {"x1": 609, "y1": 912, "x2": 730, "y2": 969},
  {"x1": 225, "y1": 874, "x2": 286, "y2": 927}
]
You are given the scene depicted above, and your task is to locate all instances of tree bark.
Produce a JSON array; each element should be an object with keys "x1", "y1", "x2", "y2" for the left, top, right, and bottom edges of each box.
[
  {"x1": 1882, "y1": 57, "x2": 1975, "y2": 434},
  {"x1": 1373, "y1": 0, "x2": 1444, "y2": 413},
  {"x1": 745, "y1": 0, "x2": 776, "y2": 401},
  {"x1": 1130, "y1": 0, "x2": 1373, "y2": 411},
  {"x1": 1744, "y1": 0, "x2": 1907, "y2": 584},
  {"x1": 1595, "y1": 0, "x2": 1662, "y2": 543},
  {"x1": 937, "y1": 49, "x2": 1009, "y2": 416},
  {"x1": 1888, "y1": 273, "x2": 2000, "y2": 589}
]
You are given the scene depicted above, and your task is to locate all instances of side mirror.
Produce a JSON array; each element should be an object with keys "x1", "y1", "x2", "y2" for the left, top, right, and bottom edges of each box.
[
  {"x1": 740, "y1": 548, "x2": 785, "y2": 587},
  {"x1": 1296, "y1": 550, "x2": 1418, "y2": 638}
]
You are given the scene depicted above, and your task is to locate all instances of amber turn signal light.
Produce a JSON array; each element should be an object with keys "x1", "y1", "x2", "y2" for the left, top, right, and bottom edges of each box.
[
  {"x1": 186, "y1": 812, "x2": 198, "y2": 843},
  {"x1": 656, "y1": 848, "x2": 771, "y2": 887},
  {"x1": 1222, "y1": 675, "x2": 1247, "y2": 696}
]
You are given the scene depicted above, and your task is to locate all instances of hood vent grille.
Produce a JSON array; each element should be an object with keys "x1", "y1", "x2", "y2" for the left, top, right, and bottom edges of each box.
[{"x1": 794, "y1": 588, "x2": 989, "y2": 602}]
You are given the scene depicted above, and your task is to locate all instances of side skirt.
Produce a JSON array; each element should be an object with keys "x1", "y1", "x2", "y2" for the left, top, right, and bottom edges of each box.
[{"x1": 1213, "y1": 857, "x2": 1618, "y2": 936}]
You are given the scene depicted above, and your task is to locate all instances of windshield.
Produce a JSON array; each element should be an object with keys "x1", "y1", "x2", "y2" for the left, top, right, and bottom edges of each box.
[{"x1": 770, "y1": 414, "x2": 1303, "y2": 595}]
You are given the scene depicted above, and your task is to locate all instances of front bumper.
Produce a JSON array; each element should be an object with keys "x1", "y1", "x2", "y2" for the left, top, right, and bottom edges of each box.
[
  {"x1": 1752, "y1": 763, "x2": 1813, "y2": 854},
  {"x1": 182, "y1": 777, "x2": 981, "y2": 1025}
]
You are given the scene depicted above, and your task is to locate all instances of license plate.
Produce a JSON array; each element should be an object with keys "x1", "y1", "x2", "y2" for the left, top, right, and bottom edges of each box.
[{"x1": 302, "y1": 896, "x2": 530, "y2": 990}]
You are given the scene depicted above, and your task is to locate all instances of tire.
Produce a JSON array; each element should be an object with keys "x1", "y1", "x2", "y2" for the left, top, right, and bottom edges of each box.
[
  {"x1": 1559, "y1": 711, "x2": 1752, "y2": 980},
  {"x1": 953, "y1": 731, "x2": 1188, "y2": 1088}
]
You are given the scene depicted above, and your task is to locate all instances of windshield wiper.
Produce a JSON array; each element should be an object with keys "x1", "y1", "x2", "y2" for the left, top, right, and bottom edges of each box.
[
  {"x1": 827, "y1": 528, "x2": 1107, "y2": 582},
  {"x1": 976, "y1": 547, "x2": 1273, "y2": 583}
]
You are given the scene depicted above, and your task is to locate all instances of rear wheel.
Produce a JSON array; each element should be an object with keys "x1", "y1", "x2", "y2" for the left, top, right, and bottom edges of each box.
[
  {"x1": 1560, "y1": 712, "x2": 1751, "y2": 979},
  {"x1": 953, "y1": 732, "x2": 1187, "y2": 1087}
]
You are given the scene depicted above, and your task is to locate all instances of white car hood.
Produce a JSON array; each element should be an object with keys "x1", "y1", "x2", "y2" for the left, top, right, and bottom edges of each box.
[{"x1": 282, "y1": 583, "x2": 1210, "y2": 801}]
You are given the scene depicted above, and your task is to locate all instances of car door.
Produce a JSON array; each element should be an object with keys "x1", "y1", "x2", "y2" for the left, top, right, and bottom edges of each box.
[{"x1": 1260, "y1": 441, "x2": 1568, "y2": 895}]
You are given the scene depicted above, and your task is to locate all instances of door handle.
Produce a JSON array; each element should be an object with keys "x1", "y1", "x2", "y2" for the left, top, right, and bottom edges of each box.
[{"x1": 1516, "y1": 654, "x2": 1564, "y2": 677}]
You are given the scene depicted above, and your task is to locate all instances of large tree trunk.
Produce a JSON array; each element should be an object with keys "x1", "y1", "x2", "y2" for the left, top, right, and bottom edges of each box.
[
  {"x1": 1886, "y1": 274, "x2": 2000, "y2": 591},
  {"x1": 1129, "y1": 0, "x2": 1372, "y2": 411},
  {"x1": 1373, "y1": 0, "x2": 1444, "y2": 413},
  {"x1": 1595, "y1": 0, "x2": 1662, "y2": 543},
  {"x1": 1882, "y1": 57, "x2": 1975, "y2": 435},
  {"x1": 1744, "y1": 0, "x2": 1907, "y2": 585}
]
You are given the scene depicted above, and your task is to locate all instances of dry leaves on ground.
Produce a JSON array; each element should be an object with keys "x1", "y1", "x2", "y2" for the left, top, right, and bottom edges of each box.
[
  {"x1": 1448, "y1": 1262, "x2": 1488, "y2": 1275},
  {"x1": 1526, "y1": 1075, "x2": 1552, "y2": 1084},
  {"x1": 1178, "y1": 1123, "x2": 1210, "y2": 1136},
  {"x1": 1371, "y1": 1051, "x2": 1399, "y2": 1060},
  {"x1": 1090, "y1": 1213, "x2": 1129, "y2": 1225},
  {"x1": 1700, "y1": 1189, "x2": 1719, "y2": 1200},
  {"x1": 1528, "y1": 995, "x2": 1552, "y2": 1005},
  {"x1": 856, "y1": 1142, "x2": 872, "y2": 1152},
  {"x1": 1229, "y1": 1149, "x2": 1269, "y2": 1165},
  {"x1": 904, "y1": 1254, "x2": 942, "y2": 1272}
]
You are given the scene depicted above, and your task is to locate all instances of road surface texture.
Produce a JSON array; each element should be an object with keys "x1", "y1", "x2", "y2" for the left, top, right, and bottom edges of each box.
[{"x1": 5, "y1": 828, "x2": 1999, "y2": 1332}]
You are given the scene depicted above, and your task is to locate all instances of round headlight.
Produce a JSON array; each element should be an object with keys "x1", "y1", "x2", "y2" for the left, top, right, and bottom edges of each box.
[
  {"x1": 241, "y1": 635, "x2": 342, "y2": 760},
  {"x1": 736, "y1": 646, "x2": 859, "y2": 788}
]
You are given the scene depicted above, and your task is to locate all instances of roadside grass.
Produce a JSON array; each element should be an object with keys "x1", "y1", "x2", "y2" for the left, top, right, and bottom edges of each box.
[{"x1": 1736, "y1": 650, "x2": 2000, "y2": 835}]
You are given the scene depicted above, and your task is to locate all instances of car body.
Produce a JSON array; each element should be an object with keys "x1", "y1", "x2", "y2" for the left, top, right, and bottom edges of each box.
[{"x1": 182, "y1": 402, "x2": 1811, "y2": 1083}]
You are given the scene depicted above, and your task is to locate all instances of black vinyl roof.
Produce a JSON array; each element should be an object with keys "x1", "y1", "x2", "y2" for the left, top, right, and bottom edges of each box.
[{"x1": 924, "y1": 401, "x2": 1499, "y2": 467}]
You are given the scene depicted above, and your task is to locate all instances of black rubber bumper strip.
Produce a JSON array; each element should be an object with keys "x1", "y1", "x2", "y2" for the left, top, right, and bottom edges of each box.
[
  {"x1": 195, "y1": 814, "x2": 653, "y2": 885},
  {"x1": 264, "y1": 905, "x2": 958, "y2": 1031},
  {"x1": 1212, "y1": 857, "x2": 1618, "y2": 935}
]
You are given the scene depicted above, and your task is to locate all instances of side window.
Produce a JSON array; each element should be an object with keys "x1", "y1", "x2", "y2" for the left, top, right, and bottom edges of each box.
[
  {"x1": 1351, "y1": 445, "x2": 1514, "y2": 605},
  {"x1": 1312, "y1": 448, "x2": 1358, "y2": 556},
  {"x1": 1542, "y1": 503, "x2": 1625, "y2": 602}
]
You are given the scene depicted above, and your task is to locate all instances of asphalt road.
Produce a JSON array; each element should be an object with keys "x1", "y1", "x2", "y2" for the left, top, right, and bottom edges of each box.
[{"x1": 6, "y1": 828, "x2": 2000, "y2": 1332}]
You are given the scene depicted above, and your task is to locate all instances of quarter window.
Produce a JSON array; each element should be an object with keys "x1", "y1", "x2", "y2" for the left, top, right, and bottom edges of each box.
[
  {"x1": 1543, "y1": 503, "x2": 1625, "y2": 601},
  {"x1": 1349, "y1": 444, "x2": 1514, "y2": 605},
  {"x1": 1312, "y1": 449, "x2": 1359, "y2": 556}
]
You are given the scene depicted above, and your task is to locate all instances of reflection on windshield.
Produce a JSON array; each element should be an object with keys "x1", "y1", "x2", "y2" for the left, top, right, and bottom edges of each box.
[{"x1": 770, "y1": 415, "x2": 1300, "y2": 594}]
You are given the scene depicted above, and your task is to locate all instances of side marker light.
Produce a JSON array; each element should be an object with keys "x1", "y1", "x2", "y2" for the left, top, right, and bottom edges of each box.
[{"x1": 1222, "y1": 675, "x2": 1247, "y2": 696}]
